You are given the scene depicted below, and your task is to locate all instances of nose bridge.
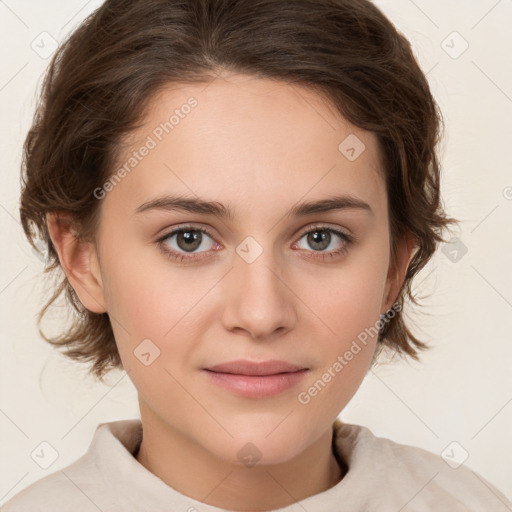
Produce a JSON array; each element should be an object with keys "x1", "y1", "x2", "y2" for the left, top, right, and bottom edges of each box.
[{"x1": 222, "y1": 236, "x2": 296, "y2": 338}]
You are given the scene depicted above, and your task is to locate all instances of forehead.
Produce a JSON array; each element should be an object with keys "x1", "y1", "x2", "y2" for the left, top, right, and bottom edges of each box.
[{"x1": 106, "y1": 73, "x2": 387, "y2": 220}]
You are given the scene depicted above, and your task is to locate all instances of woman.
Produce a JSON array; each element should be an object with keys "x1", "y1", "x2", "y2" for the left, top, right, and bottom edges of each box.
[{"x1": 4, "y1": 0, "x2": 510, "y2": 510}]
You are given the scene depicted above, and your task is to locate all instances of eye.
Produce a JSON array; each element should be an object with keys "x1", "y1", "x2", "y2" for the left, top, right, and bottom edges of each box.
[
  {"x1": 157, "y1": 225, "x2": 219, "y2": 263},
  {"x1": 293, "y1": 225, "x2": 353, "y2": 261},
  {"x1": 156, "y1": 223, "x2": 354, "y2": 263}
]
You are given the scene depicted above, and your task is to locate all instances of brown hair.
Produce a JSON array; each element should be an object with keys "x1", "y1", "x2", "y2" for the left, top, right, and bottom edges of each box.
[{"x1": 19, "y1": 0, "x2": 457, "y2": 382}]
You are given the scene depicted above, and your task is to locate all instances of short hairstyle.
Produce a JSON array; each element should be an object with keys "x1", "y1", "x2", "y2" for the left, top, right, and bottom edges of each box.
[{"x1": 19, "y1": 0, "x2": 458, "y2": 382}]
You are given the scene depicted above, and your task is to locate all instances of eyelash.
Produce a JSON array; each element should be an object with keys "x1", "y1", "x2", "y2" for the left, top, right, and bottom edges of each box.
[{"x1": 156, "y1": 224, "x2": 354, "y2": 263}]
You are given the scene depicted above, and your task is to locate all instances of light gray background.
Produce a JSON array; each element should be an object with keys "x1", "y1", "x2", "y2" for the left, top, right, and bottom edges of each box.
[{"x1": 1, "y1": 0, "x2": 511, "y2": 505}]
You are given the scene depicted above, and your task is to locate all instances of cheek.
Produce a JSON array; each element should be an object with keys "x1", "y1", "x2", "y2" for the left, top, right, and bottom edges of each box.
[
  {"x1": 100, "y1": 232, "x2": 206, "y2": 329},
  {"x1": 303, "y1": 257, "x2": 388, "y2": 338},
  {"x1": 100, "y1": 248, "x2": 220, "y2": 378},
  {"x1": 295, "y1": 267, "x2": 385, "y2": 422}
]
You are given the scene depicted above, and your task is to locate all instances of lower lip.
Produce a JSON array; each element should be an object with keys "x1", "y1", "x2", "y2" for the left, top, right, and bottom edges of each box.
[{"x1": 203, "y1": 369, "x2": 309, "y2": 398}]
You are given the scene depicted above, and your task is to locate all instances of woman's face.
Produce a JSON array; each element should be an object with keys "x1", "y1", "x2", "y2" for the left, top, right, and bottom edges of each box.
[{"x1": 85, "y1": 72, "x2": 410, "y2": 465}]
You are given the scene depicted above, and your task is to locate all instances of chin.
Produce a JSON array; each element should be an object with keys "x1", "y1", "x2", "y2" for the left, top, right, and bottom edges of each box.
[{"x1": 204, "y1": 422, "x2": 310, "y2": 467}]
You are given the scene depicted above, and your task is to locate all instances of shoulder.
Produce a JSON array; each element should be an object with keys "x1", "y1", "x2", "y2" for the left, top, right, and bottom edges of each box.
[
  {"x1": 333, "y1": 419, "x2": 512, "y2": 511},
  {"x1": 1, "y1": 459, "x2": 105, "y2": 512},
  {"x1": 1, "y1": 419, "x2": 142, "y2": 512}
]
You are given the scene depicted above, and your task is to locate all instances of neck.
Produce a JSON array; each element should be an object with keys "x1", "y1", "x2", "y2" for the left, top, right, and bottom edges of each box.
[{"x1": 134, "y1": 409, "x2": 346, "y2": 510}]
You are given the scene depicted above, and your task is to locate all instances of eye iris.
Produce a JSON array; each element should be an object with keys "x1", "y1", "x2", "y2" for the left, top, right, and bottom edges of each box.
[
  {"x1": 308, "y1": 230, "x2": 330, "y2": 250},
  {"x1": 177, "y1": 230, "x2": 202, "y2": 252}
]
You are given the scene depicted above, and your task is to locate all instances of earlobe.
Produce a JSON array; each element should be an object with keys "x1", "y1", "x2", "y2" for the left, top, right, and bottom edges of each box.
[{"x1": 46, "y1": 212, "x2": 107, "y2": 314}]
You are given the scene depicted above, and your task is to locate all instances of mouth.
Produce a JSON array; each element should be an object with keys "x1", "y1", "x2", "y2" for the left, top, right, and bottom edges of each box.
[
  {"x1": 205, "y1": 359, "x2": 308, "y2": 376},
  {"x1": 203, "y1": 359, "x2": 309, "y2": 398}
]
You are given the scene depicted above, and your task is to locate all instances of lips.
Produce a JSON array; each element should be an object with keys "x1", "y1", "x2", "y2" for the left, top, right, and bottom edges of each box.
[
  {"x1": 205, "y1": 359, "x2": 307, "y2": 376},
  {"x1": 203, "y1": 359, "x2": 309, "y2": 398}
]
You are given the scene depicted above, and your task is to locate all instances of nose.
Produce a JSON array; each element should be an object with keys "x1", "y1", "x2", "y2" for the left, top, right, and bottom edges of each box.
[{"x1": 220, "y1": 246, "x2": 297, "y2": 340}]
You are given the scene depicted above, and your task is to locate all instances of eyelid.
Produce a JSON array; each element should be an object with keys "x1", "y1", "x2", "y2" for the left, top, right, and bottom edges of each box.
[
  {"x1": 156, "y1": 222, "x2": 354, "y2": 263},
  {"x1": 156, "y1": 223, "x2": 217, "y2": 243},
  {"x1": 295, "y1": 223, "x2": 352, "y2": 241},
  {"x1": 156, "y1": 222, "x2": 353, "y2": 245}
]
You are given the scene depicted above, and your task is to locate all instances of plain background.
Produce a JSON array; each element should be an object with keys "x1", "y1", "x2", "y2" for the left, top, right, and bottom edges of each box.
[{"x1": 1, "y1": 0, "x2": 511, "y2": 506}]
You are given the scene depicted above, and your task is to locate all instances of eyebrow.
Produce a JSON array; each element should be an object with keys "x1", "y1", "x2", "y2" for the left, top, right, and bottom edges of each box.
[{"x1": 134, "y1": 194, "x2": 373, "y2": 218}]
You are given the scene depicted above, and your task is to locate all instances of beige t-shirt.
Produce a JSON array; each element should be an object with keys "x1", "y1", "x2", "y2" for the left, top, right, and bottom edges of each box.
[{"x1": 2, "y1": 418, "x2": 510, "y2": 511}]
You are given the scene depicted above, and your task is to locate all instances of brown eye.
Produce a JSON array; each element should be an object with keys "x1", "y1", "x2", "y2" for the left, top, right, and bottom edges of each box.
[
  {"x1": 157, "y1": 225, "x2": 218, "y2": 262},
  {"x1": 293, "y1": 225, "x2": 353, "y2": 261},
  {"x1": 305, "y1": 229, "x2": 332, "y2": 251},
  {"x1": 175, "y1": 230, "x2": 203, "y2": 252}
]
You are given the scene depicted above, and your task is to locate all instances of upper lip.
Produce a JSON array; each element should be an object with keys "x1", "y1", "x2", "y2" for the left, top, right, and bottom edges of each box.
[{"x1": 205, "y1": 359, "x2": 308, "y2": 376}]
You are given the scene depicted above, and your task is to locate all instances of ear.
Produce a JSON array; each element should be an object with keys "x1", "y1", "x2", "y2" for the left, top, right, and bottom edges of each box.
[
  {"x1": 381, "y1": 232, "x2": 416, "y2": 313},
  {"x1": 46, "y1": 212, "x2": 107, "y2": 314}
]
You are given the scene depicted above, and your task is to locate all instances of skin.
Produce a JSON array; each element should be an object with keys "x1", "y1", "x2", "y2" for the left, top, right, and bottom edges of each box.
[{"x1": 47, "y1": 71, "x2": 415, "y2": 511}]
